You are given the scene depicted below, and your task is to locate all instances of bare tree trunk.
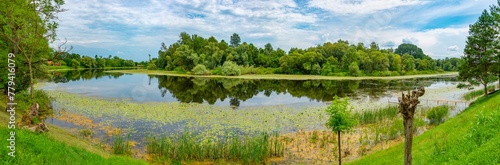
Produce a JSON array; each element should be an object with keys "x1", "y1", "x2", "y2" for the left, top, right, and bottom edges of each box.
[
  {"x1": 404, "y1": 117, "x2": 414, "y2": 165},
  {"x1": 28, "y1": 59, "x2": 34, "y2": 99},
  {"x1": 484, "y1": 83, "x2": 488, "y2": 96},
  {"x1": 338, "y1": 131, "x2": 341, "y2": 165}
]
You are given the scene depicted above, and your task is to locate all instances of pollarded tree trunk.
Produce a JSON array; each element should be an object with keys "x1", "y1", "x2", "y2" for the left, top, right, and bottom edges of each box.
[
  {"x1": 403, "y1": 116, "x2": 414, "y2": 165},
  {"x1": 398, "y1": 87, "x2": 425, "y2": 165}
]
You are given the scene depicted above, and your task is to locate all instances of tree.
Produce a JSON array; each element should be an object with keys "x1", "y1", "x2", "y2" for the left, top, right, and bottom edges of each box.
[
  {"x1": 230, "y1": 33, "x2": 241, "y2": 47},
  {"x1": 221, "y1": 61, "x2": 241, "y2": 76},
  {"x1": 398, "y1": 87, "x2": 425, "y2": 165},
  {"x1": 395, "y1": 43, "x2": 427, "y2": 59},
  {"x1": 459, "y1": 10, "x2": 498, "y2": 96},
  {"x1": 1, "y1": 0, "x2": 65, "y2": 101},
  {"x1": 402, "y1": 54, "x2": 416, "y2": 72},
  {"x1": 325, "y1": 96, "x2": 356, "y2": 165},
  {"x1": 489, "y1": 1, "x2": 500, "y2": 88},
  {"x1": 349, "y1": 62, "x2": 361, "y2": 76}
]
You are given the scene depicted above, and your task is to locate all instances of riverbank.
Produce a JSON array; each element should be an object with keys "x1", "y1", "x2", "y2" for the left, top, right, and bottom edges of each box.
[
  {"x1": 105, "y1": 69, "x2": 458, "y2": 80},
  {"x1": 0, "y1": 94, "x2": 148, "y2": 164},
  {"x1": 349, "y1": 91, "x2": 500, "y2": 164}
]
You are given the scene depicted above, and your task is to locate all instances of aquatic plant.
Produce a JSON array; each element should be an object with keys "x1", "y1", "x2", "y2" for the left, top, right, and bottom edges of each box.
[
  {"x1": 146, "y1": 131, "x2": 284, "y2": 164},
  {"x1": 426, "y1": 105, "x2": 450, "y2": 125}
]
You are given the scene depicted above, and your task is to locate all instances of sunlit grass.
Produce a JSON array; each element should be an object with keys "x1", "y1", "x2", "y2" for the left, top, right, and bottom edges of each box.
[
  {"x1": 146, "y1": 131, "x2": 284, "y2": 164},
  {"x1": 353, "y1": 106, "x2": 399, "y2": 125},
  {"x1": 463, "y1": 85, "x2": 496, "y2": 101},
  {"x1": 349, "y1": 91, "x2": 500, "y2": 164}
]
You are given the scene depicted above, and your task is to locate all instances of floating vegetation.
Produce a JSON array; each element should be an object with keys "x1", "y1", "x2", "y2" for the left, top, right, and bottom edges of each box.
[{"x1": 46, "y1": 90, "x2": 328, "y2": 140}]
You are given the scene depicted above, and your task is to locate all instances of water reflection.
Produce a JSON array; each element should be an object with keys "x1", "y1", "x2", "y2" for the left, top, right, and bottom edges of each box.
[{"x1": 48, "y1": 70, "x2": 457, "y2": 108}]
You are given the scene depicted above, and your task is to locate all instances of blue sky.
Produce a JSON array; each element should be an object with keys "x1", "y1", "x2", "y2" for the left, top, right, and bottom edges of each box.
[{"x1": 53, "y1": 0, "x2": 497, "y2": 61}]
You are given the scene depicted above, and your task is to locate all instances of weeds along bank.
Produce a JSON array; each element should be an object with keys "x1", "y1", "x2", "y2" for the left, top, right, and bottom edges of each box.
[
  {"x1": 349, "y1": 91, "x2": 500, "y2": 164},
  {"x1": 35, "y1": 86, "x2": 468, "y2": 164}
]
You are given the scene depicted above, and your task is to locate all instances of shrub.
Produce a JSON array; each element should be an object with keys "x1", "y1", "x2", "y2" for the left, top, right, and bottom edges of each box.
[
  {"x1": 146, "y1": 63, "x2": 157, "y2": 70},
  {"x1": 427, "y1": 105, "x2": 450, "y2": 124},
  {"x1": 211, "y1": 67, "x2": 223, "y2": 75},
  {"x1": 16, "y1": 90, "x2": 53, "y2": 118},
  {"x1": 221, "y1": 61, "x2": 241, "y2": 76},
  {"x1": 173, "y1": 66, "x2": 187, "y2": 73},
  {"x1": 191, "y1": 64, "x2": 210, "y2": 75},
  {"x1": 349, "y1": 62, "x2": 361, "y2": 76}
]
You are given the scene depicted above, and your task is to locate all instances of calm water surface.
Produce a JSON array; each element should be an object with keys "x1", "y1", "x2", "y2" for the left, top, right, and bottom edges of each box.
[
  {"x1": 42, "y1": 70, "x2": 464, "y2": 145},
  {"x1": 43, "y1": 69, "x2": 459, "y2": 108}
]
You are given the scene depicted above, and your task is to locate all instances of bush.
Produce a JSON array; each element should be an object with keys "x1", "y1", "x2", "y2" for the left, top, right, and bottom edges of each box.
[
  {"x1": 240, "y1": 66, "x2": 277, "y2": 75},
  {"x1": 221, "y1": 61, "x2": 241, "y2": 76},
  {"x1": 191, "y1": 64, "x2": 211, "y2": 75},
  {"x1": 146, "y1": 63, "x2": 157, "y2": 70},
  {"x1": 349, "y1": 62, "x2": 361, "y2": 76},
  {"x1": 211, "y1": 67, "x2": 223, "y2": 75},
  {"x1": 427, "y1": 105, "x2": 450, "y2": 124},
  {"x1": 15, "y1": 90, "x2": 54, "y2": 118}
]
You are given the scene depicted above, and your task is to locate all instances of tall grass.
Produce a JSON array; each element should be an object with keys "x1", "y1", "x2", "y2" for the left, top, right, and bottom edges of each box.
[
  {"x1": 426, "y1": 105, "x2": 450, "y2": 125},
  {"x1": 463, "y1": 85, "x2": 496, "y2": 101},
  {"x1": 113, "y1": 134, "x2": 132, "y2": 155},
  {"x1": 354, "y1": 106, "x2": 399, "y2": 125},
  {"x1": 146, "y1": 131, "x2": 284, "y2": 164},
  {"x1": 349, "y1": 91, "x2": 500, "y2": 165}
]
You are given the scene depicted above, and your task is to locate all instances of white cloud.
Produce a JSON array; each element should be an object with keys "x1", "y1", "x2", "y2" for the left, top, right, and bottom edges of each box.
[
  {"x1": 308, "y1": 0, "x2": 428, "y2": 15},
  {"x1": 51, "y1": 0, "x2": 496, "y2": 61},
  {"x1": 447, "y1": 45, "x2": 460, "y2": 51}
]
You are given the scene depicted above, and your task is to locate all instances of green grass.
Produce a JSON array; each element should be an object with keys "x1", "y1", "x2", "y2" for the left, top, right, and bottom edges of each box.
[
  {"x1": 463, "y1": 85, "x2": 496, "y2": 101},
  {"x1": 349, "y1": 91, "x2": 500, "y2": 165},
  {"x1": 426, "y1": 105, "x2": 450, "y2": 125},
  {"x1": 0, "y1": 92, "x2": 148, "y2": 165},
  {"x1": 146, "y1": 131, "x2": 284, "y2": 164},
  {"x1": 0, "y1": 127, "x2": 148, "y2": 165},
  {"x1": 353, "y1": 106, "x2": 399, "y2": 125}
]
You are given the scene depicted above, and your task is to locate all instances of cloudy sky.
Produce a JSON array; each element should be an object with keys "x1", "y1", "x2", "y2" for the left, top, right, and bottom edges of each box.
[{"x1": 53, "y1": 0, "x2": 497, "y2": 61}]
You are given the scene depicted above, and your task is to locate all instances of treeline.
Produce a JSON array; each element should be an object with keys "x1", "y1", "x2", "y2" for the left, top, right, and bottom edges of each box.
[
  {"x1": 52, "y1": 52, "x2": 137, "y2": 68},
  {"x1": 154, "y1": 32, "x2": 461, "y2": 76}
]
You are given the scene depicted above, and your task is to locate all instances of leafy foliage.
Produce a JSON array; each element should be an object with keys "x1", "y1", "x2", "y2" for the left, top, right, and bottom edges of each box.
[
  {"x1": 221, "y1": 61, "x2": 241, "y2": 76},
  {"x1": 191, "y1": 64, "x2": 211, "y2": 75},
  {"x1": 146, "y1": 62, "x2": 157, "y2": 70},
  {"x1": 458, "y1": 9, "x2": 499, "y2": 96},
  {"x1": 426, "y1": 105, "x2": 450, "y2": 125},
  {"x1": 325, "y1": 96, "x2": 356, "y2": 133},
  {"x1": 155, "y1": 32, "x2": 460, "y2": 77}
]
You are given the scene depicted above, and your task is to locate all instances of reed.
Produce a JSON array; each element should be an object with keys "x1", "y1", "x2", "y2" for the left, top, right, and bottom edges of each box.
[
  {"x1": 354, "y1": 106, "x2": 399, "y2": 125},
  {"x1": 113, "y1": 134, "x2": 132, "y2": 155},
  {"x1": 463, "y1": 85, "x2": 496, "y2": 101},
  {"x1": 146, "y1": 131, "x2": 284, "y2": 164}
]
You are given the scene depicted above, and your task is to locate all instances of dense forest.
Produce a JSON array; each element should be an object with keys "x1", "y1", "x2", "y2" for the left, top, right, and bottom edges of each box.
[
  {"x1": 50, "y1": 52, "x2": 138, "y2": 68},
  {"x1": 154, "y1": 32, "x2": 461, "y2": 76}
]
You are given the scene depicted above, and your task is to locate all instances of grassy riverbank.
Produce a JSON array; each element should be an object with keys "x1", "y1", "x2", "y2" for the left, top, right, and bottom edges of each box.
[
  {"x1": 349, "y1": 91, "x2": 500, "y2": 164},
  {"x1": 106, "y1": 69, "x2": 458, "y2": 80},
  {"x1": 0, "y1": 95, "x2": 148, "y2": 165}
]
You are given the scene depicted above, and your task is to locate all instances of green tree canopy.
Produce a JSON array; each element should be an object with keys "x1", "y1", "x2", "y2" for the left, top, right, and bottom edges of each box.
[{"x1": 459, "y1": 9, "x2": 498, "y2": 96}]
